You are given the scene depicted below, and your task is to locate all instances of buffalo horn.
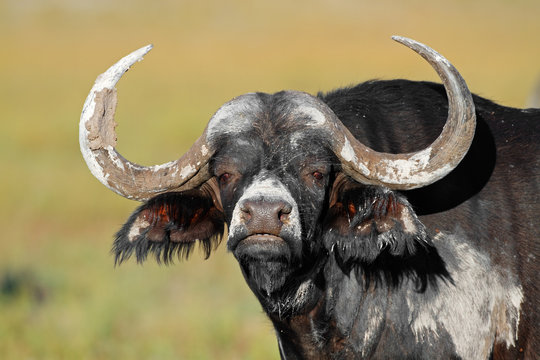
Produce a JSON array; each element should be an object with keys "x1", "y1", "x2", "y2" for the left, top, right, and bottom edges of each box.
[
  {"x1": 333, "y1": 36, "x2": 476, "y2": 190},
  {"x1": 79, "y1": 45, "x2": 214, "y2": 201}
]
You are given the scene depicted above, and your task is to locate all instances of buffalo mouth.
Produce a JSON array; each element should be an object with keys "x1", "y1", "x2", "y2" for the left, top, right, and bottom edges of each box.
[
  {"x1": 240, "y1": 234, "x2": 285, "y2": 246},
  {"x1": 234, "y1": 234, "x2": 290, "y2": 262}
]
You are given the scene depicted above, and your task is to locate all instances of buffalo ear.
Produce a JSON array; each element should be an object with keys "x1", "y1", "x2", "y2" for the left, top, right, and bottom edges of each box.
[
  {"x1": 324, "y1": 179, "x2": 431, "y2": 265},
  {"x1": 113, "y1": 183, "x2": 225, "y2": 265}
]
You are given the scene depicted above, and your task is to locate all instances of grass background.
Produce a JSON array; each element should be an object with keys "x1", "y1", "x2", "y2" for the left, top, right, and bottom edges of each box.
[{"x1": 0, "y1": 0, "x2": 539, "y2": 358}]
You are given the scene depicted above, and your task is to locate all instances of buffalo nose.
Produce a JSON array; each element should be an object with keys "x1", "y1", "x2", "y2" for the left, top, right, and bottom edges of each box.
[{"x1": 240, "y1": 199, "x2": 292, "y2": 235}]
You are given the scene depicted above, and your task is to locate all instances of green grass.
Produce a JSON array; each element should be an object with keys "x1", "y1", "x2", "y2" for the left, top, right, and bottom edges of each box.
[{"x1": 1, "y1": 0, "x2": 539, "y2": 358}]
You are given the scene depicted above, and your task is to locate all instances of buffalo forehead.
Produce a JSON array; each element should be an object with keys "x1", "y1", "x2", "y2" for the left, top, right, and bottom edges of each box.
[
  {"x1": 206, "y1": 91, "x2": 333, "y2": 143},
  {"x1": 213, "y1": 137, "x2": 264, "y2": 171}
]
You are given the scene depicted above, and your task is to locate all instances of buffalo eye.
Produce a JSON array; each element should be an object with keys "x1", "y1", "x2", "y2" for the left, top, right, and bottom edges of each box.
[
  {"x1": 312, "y1": 171, "x2": 324, "y2": 181},
  {"x1": 219, "y1": 173, "x2": 232, "y2": 185}
]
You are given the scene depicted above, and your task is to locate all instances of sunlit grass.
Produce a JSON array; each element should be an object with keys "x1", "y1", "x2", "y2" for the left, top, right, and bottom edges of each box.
[{"x1": 1, "y1": 0, "x2": 539, "y2": 358}]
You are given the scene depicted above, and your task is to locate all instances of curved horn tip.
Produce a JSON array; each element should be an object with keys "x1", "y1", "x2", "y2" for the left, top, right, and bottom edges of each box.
[
  {"x1": 131, "y1": 44, "x2": 154, "y2": 62},
  {"x1": 92, "y1": 44, "x2": 154, "y2": 92},
  {"x1": 391, "y1": 35, "x2": 452, "y2": 71},
  {"x1": 391, "y1": 36, "x2": 430, "y2": 53},
  {"x1": 391, "y1": 36, "x2": 429, "y2": 50},
  {"x1": 391, "y1": 35, "x2": 414, "y2": 45}
]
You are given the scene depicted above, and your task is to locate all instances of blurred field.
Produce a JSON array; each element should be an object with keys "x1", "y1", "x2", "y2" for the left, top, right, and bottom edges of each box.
[{"x1": 0, "y1": 0, "x2": 539, "y2": 358}]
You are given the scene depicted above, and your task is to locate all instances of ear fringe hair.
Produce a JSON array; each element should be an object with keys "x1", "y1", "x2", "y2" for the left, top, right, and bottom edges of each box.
[
  {"x1": 112, "y1": 223, "x2": 224, "y2": 266},
  {"x1": 354, "y1": 242, "x2": 453, "y2": 293},
  {"x1": 325, "y1": 184, "x2": 453, "y2": 292},
  {"x1": 327, "y1": 227, "x2": 451, "y2": 293}
]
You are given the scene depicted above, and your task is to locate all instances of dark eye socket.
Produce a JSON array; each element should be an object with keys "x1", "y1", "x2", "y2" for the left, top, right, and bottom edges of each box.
[
  {"x1": 219, "y1": 172, "x2": 232, "y2": 185},
  {"x1": 312, "y1": 171, "x2": 324, "y2": 181}
]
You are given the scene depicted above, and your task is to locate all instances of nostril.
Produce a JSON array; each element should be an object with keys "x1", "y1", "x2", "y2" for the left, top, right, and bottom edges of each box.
[
  {"x1": 279, "y1": 204, "x2": 292, "y2": 223},
  {"x1": 279, "y1": 211, "x2": 290, "y2": 223},
  {"x1": 240, "y1": 204, "x2": 252, "y2": 221},
  {"x1": 281, "y1": 204, "x2": 292, "y2": 214}
]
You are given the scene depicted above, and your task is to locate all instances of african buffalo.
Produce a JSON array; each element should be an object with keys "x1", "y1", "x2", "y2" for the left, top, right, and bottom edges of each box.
[{"x1": 79, "y1": 36, "x2": 539, "y2": 359}]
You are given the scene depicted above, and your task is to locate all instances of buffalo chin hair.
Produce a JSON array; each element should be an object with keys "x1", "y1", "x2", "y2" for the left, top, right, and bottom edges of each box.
[{"x1": 241, "y1": 258, "x2": 291, "y2": 296}]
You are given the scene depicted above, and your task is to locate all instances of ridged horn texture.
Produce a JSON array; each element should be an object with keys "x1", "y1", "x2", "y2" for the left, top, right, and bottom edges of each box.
[
  {"x1": 79, "y1": 45, "x2": 214, "y2": 201},
  {"x1": 331, "y1": 36, "x2": 476, "y2": 190}
]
